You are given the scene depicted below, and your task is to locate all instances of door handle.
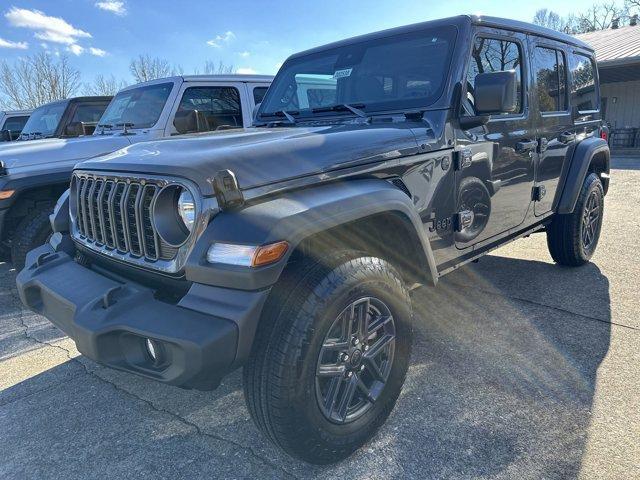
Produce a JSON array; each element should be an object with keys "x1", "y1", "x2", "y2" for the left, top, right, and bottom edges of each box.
[
  {"x1": 559, "y1": 132, "x2": 576, "y2": 144},
  {"x1": 516, "y1": 140, "x2": 537, "y2": 152}
]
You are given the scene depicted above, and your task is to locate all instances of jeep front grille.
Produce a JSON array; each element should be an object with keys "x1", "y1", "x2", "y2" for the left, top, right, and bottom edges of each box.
[{"x1": 72, "y1": 172, "x2": 177, "y2": 262}]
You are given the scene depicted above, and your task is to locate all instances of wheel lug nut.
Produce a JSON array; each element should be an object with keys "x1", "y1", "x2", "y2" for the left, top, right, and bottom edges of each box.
[
  {"x1": 360, "y1": 365, "x2": 365, "y2": 371},
  {"x1": 341, "y1": 353, "x2": 349, "y2": 362},
  {"x1": 353, "y1": 338, "x2": 360, "y2": 346},
  {"x1": 347, "y1": 371, "x2": 353, "y2": 378},
  {"x1": 364, "y1": 345, "x2": 369, "y2": 351}
]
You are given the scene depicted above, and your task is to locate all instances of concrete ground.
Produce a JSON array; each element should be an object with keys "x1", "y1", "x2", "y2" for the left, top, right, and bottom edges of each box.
[{"x1": 0, "y1": 158, "x2": 638, "y2": 480}]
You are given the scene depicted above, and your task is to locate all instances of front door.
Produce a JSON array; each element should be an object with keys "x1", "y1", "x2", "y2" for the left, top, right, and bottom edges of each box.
[
  {"x1": 455, "y1": 29, "x2": 536, "y2": 249},
  {"x1": 529, "y1": 38, "x2": 574, "y2": 216}
]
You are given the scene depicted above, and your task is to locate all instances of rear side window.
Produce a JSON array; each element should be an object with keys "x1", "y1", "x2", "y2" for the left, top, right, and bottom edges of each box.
[
  {"x1": 176, "y1": 86, "x2": 243, "y2": 131},
  {"x1": 467, "y1": 37, "x2": 524, "y2": 114},
  {"x1": 72, "y1": 104, "x2": 108, "y2": 123},
  {"x1": 3, "y1": 115, "x2": 29, "y2": 132},
  {"x1": 533, "y1": 47, "x2": 567, "y2": 112},
  {"x1": 569, "y1": 53, "x2": 598, "y2": 113},
  {"x1": 252, "y1": 86, "x2": 268, "y2": 105}
]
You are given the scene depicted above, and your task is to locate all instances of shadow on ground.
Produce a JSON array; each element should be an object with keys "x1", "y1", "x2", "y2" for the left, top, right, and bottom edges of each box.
[{"x1": 0, "y1": 255, "x2": 612, "y2": 479}]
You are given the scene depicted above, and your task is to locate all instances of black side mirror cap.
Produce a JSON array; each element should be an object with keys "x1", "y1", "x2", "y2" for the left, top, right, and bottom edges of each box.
[
  {"x1": 474, "y1": 70, "x2": 518, "y2": 115},
  {"x1": 63, "y1": 121, "x2": 85, "y2": 137}
]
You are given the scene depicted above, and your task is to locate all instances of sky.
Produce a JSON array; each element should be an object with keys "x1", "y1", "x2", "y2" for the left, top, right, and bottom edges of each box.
[{"x1": 0, "y1": 0, "x2": 602, "y2": 84}]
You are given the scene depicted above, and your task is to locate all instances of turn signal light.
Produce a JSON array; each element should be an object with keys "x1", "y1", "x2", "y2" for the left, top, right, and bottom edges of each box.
[
  {"x1": 253, "y1": 241, "x2": 289, "y2": 267},
  {"x1": 206, "y1": 241, "x2": 289, "y2": 267},
  {"x1": 0, "y1": 190, "x2": 15, "y2": 200}
]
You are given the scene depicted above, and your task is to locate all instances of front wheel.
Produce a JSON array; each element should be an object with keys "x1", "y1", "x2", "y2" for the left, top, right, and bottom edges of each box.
[
  {"x1": 243, "y1": 255, "x2": 413, "y2": 464},
  {"x1": 10, "y1": 202, "x2": 55, "y2": 271},
  {"x1": 546, "y1": 172, "x2": 604, "y2": 266}
]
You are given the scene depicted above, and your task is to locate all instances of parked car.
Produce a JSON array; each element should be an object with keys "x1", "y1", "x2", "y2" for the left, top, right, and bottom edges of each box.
[
  {"x1": 0, "y1": 75, "x2": 272, "y2": 267},
  {"x1": 6, "y1": 96, "x2": 112, "y2": 143},
  {"x1": 17, "y1": 15, "x2": 609, "y2": 464},
  {"x1": 0, "y1": 110, "x2": 32, "y2": 142}
]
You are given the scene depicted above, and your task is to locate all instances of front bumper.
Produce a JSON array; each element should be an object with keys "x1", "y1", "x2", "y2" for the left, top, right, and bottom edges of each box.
[{"x1": 16, "y1": 240, "x2": 269, "y2": 390}]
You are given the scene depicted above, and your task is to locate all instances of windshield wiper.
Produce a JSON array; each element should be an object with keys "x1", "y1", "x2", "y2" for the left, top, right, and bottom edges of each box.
[
  {"x1": 311, "y1": 103, "x2": 367, "y2": 118},
  {"x1": 276, "y1": 110, "x2": 297, "y2": 124}
]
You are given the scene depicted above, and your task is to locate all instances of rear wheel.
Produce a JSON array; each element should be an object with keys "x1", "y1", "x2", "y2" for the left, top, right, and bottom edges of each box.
[
  {"x1": 243, "y1": 254, "x2": 412, "y2": 464},
  {"x1": 546, "y1": 173, "x2": 604, "y2": 266},
  {"x1": 10, "y1": 202, "x2": 55, "y2": 270}
]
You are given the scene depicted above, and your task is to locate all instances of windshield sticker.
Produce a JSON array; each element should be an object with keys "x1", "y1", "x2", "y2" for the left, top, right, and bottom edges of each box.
[{"x1": 333, "y1": 68, "x2": 353, "y2": 79}]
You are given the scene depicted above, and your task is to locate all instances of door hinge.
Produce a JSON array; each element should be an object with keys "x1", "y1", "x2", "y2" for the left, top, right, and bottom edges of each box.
[
  {"x1": 453, "y1": 148, "x2": 472, "y2": 171},
  {"x1": 532, "y1": 185, "x2": 546, "y2": 201},
  {"x1": 453, "y1": 210, "x2": 474, "y2": 232}
]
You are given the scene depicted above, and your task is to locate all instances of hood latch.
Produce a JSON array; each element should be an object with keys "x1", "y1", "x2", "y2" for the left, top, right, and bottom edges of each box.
[{"x1": 212, "y1": 169, "x2": 244, "y2": 210}]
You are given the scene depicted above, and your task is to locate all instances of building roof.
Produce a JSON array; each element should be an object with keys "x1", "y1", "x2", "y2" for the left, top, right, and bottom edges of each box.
[{"x1": 577, "y1": 24, "x2": 640, "y2": 66}]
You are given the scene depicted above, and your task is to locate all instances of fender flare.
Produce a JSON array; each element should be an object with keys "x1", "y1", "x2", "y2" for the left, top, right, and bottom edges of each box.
[
  {"x1": 556, "y1": 137, "x2": 609, "y2": 214},
  {"x1": 184, "y1": 178, "x2": 438, "y2": 290}
]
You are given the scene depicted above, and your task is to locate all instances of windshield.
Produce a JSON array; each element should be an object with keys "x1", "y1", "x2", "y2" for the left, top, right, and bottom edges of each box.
[
  {"x1": 259, "y1": 25, "x2": 457, "y2": 119},
  {"x1": 98, "y1": 82, "x2": 173, "y2": 130},
  {"x1": 20, "y1": 101, "x2": 67, "y2": 138}
]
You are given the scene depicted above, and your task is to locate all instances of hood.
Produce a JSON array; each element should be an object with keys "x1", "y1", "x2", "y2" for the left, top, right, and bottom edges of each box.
[
  {"x1": 0, "y1": 135, "x2": 132, "y2": 171},
  {"x1": 78, "y1": 117, "x2": 445, "y2": 196}
]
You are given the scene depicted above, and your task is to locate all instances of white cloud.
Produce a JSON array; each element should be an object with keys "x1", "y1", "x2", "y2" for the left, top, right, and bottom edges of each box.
[
  {"x1": 67, "y1": 44, "x2": 84, "y2": 55},
  {"x1": 238, "y1": 50, "x2": 250, "y2": 58},
  {"x1": 236, "y1": 67, "x2": 257, "y2": 75},
  {"x1": 89, "y1": 47, "x2": 107, "y2": 57},
  {"x1": 95, "y1": 1, "x2": 126, "y2": 15},
  {"x1": 206, "y1": 30, "x2": 236, "y2": 48},
  {"x1": 0, "y1": 37, "x2": 28, "y2": 49},
  {"x1": 5, "y1": 7, "x2": 91, "y2": 45}
]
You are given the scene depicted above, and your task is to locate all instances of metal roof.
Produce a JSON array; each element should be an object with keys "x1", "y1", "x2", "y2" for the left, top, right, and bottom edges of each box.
[{"x1": 577, "y1": 25, "x2": 640, "y2": 66}]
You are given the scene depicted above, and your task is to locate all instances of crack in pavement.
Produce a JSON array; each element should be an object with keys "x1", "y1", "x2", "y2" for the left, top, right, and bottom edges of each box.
[
  {"x1": 445, "y1": 280, "x2": 639, "y2": 331},
  {"x1": 15, "y1": 311, "x2": 301, "y2": 480}
]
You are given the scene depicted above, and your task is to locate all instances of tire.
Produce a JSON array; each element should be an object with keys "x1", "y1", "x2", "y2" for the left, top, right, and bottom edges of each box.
[
  {"x1": 243, "y1": 254, "x2": 413, "y2": 464},
  {"x1": 10, "y1": 202, "x2": 55, "y2": 270},
  {"x1": 546, "y1": 173, "x2": 604, "y2": 266}
]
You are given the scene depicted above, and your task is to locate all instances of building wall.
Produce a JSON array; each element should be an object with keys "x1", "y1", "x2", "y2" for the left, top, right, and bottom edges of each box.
[{"x1": 601, "y1": 80, "x2": 640, "y2": 129}]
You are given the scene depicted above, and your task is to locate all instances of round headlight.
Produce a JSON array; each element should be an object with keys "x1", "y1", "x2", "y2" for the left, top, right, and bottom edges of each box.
[{"x1": 177, "y1": 189, "x2": 195, "y2": 231}]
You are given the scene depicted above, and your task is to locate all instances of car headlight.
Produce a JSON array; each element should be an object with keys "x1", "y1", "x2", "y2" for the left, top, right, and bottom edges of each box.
[
  {"x1": 177, "y1": 189, "x2": 195, "y2": 231},
  {"x1": 153, "y1": 184, "x2": 197, "y2": 247}
]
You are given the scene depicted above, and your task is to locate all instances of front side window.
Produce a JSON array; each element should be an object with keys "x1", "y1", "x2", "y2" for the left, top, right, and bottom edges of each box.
[
  {"x1": 175, "y1": 86, "x2": 242, "y2": 132},
  {"x1": 259, "y1": 25, "x2": 458, "y2": 118},
  {"x1": 533, "y1": 47, "x2": 567, "y2": 112},
  {"x1": 570, "y1": 53, "x2": 598, "y2": 113},
  {"x1": 72, "y1": 103, "x2": 108, "y2": 123},
  {"x1": 466, "y1": 37, "x2": 524, "y2": 114},
  {"x1": 3, "y1": 115, "x2": 29, "y2": 133},
  {"x1": 19, "y1": 101, "x2": 67, "y2": 138},
  {"x1": 99, "y1": 82, "x2": 173, "y2": 129}
]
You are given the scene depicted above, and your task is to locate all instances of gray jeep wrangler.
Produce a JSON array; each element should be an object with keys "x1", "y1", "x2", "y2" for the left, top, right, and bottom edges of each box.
[{"x1": 17, "y1": 15, "x2": 609, "y2": 464}]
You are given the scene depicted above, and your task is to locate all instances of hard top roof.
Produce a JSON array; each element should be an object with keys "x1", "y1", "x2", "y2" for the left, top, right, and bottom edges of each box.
[{"x1": 289, "y1": 15, "x2": 592, "y2": 60}]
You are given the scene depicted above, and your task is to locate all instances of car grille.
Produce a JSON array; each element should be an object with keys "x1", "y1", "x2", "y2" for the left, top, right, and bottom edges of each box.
[{"x1": 72, "y1": 172, "x2": 178, "y2": 262}]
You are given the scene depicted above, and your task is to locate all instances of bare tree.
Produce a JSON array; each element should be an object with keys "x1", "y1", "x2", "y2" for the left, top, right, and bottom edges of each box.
[
  {"x1": 577, "y1": 2, "x2": 627, "y2": 31},
  {"x1": 190, "y1": 61, "x2": 235, "y2": 75},
  {"x1": 129, "y1": 55, "x2": 182, "y2": 83},
  {"x1": 533, "y1": 8, "x2": 581, "y2": 33},
  {"x1": 0, "y1": 53, "x2": 81, "y2": 109},
  {"x1": 83, "y1": 74, "x2": 128, "y2": 96}
]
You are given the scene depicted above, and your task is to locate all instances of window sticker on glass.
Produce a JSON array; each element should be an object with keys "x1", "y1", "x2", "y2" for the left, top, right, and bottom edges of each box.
[{"x1": 333, "y1": 68, "x2": 353, "y2": 79}]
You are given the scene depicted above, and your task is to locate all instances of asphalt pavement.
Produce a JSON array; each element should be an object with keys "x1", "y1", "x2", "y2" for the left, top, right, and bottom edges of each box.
[{"x1": 0, "y1": 157, "x2": 638, "y2": 479}]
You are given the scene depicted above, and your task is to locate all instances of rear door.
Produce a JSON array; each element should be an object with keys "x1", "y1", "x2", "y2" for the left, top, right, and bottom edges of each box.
[
  {"x1": 456, "y1": 28, "x2": 536, "y2": 248},
  {"x1": 529, "y1": 38, "x2": 574, "y2": 216},
  {"x1": 245, "y1": 83, "x2": 270, "y2": 124}
]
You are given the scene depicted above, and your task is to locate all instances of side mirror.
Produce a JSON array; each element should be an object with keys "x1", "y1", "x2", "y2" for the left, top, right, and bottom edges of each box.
[
  {"x1": 173, "y1": 110, "x2": 208, "y2": 134},
  {"x1": 64, "y1": 121, "x2": 85, "y2": 138},
  {"x1": 0, "y1": 130, "x2": 11, "y2": 142},
  {"x1": 474, "y1": 70, "x2": 518, "y2": 115}
]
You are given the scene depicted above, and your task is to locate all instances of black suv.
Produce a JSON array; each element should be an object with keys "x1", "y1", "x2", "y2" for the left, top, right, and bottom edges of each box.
[{"x1": 17, "y1": 15, "x2": 609, "y2": 464}]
